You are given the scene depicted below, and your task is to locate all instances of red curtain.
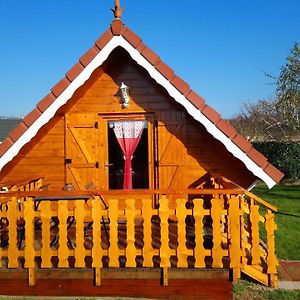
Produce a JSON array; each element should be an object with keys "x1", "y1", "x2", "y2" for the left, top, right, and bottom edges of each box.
[{"x1": 113, "y1": 121, "x2": 145, "y2": 189}]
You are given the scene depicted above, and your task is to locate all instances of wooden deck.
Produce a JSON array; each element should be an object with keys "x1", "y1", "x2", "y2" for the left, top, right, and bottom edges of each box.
[
  {"x1": 0, "y1": 177, "x2": 278, "y2": 297},
  {"x1": 0, "y1": 268, "x2": 232, "y2": 299}
]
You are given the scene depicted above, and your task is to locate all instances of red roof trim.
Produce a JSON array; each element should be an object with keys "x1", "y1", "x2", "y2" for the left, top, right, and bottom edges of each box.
[
  {"x1": 66, "y1": 63, "x2": 85, "y2": 82},
  {"x1": 216, "y1": 119, "x2": 237, "y2": 139},
  {"x1": 171, "y1": 76, "x2": 190, "y2": 95},
  {"x1": 0, "y1": 138, "x2": 14, "y2": 157},
  {"x1": 123, "y1": 27, "x2": 142, "y2": 48},
  {"x1": 51, "y1": 77, "x2": 71, "y2": 97},
  {"x1": 201, "y1": 105, "x2": 221, "y2": 124},
  {"x1": 140, "y1": 45, "x2": 160, "y2": 65},
  {"x1": 111, "y1": 19, "x2": 125, "y2": 36},
  {"x1": 264, "y1": 163, "x2": 284, "y2": 183},
  {"x1": 155, "y1": 60, "x2": 175, "y2": 81},
  {"x1": 247, "y1": 148, "x2": 268, "y2": 169},
  {"x1": 23, "y1": 108, "x2": 42, "y2": 127},
  {"x1": 95, "y1": 29, "x2": 113, "y2": 49},
  {"x1": 9, "y1": 122, "x2": 28, "y2": 142},
  {"x1": 232, "y1": 134, "x2": 252, "y2": 153},
  {"x1": 186, "y1": 90, "x2": 206, "y2": 110},
  {"x1": 37, "y1": 93, "x2": 56, "y2": 112},
  {"x1": 80, "y1": 45, "x2": 100, "y2": 67}
]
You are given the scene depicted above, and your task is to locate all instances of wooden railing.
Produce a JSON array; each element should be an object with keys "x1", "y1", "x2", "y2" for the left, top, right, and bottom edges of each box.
[{"x1": 0, "y1": 188, "x2": 277, "y2": 287}]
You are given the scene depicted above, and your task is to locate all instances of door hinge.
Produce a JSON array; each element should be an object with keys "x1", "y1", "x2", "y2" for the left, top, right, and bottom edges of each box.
[
  {"x1": 154, "y1": 120, "x2": 158, "y2": 127},
  {"x1": 65, "y1": 158, "x2": 72, "y2": 165},
  {"x1": 94, "y1": 121, "x2": 99, "y2": 129},
  {"x1": 95, "y1": 161, "x2": 99, "y2": 169},
  {"x1": 154, "y1": 160, "x2": 159, "y2": 168}
]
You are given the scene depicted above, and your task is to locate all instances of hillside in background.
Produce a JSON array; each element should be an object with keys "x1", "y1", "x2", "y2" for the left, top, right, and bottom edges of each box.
[{"x1": 0, "y1": 117, "x2": 22, "y2": 142}]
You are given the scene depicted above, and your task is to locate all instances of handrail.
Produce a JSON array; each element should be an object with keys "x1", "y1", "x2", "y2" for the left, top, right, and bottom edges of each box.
[
  {"x1": 244, "y1": 190, "x2": 277, "y2": 212},
  {"x1": 0, "y1": 188, "x2": 245, "y2": 199}
]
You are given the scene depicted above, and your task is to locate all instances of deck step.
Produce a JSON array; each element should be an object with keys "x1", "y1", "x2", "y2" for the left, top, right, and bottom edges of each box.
[{"x1": 242, "y1": 264, "x2": 269, "y2": 286}]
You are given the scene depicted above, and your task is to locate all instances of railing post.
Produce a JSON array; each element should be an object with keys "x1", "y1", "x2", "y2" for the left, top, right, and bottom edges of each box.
[
  {"x1": 58, "y1": 200, "x2": 69, "y2": 268},
  {"x1": 159, "y1": 195, "x2": 170, "y2": 286},
  {"x1": 7, "y1": 197, "x2": 19, "y2": 268},
  {"x1": 108, "y1": 199, "x2": 119, "y2": 267},
  {"x1": 75, "y1": 200, "x2": 85, "y2": 268},
  {"x1": 249, "y1": 204, "x2": 260, "y2": 265},
  {"x1": 24, "y1": 197, "x2": 36, "y2": 286},
  {"x1": 40, "y1": 201, "x2": 52, "y2": 268},
  {"x1": 92, "y1": 196, "x2": 102, "y2": 286},
  {"x1": 194, "y1": 199, "x2": 205, "y2": 268},
  {"x1": 265, "y1": 210, "x2": 278, "y2": 288},
  {"x1": 176, "y1": 198, "x2": 188, "y2": 268},
  {"x1": 211, "y1": 197, "x2": 223, "y2": 268},
  {"x1": 142, "y1": 199, "x2": 154, "y2": 267},
  {"x1": 125, "y1": 198, "x2": 137, "y2": 267},
  {"x1": 228, "y1": 196, "x2": 241, "y2": 282}
]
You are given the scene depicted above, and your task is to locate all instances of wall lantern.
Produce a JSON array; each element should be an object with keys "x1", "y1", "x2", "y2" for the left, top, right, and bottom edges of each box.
[{"x1": 120, "y1": 82, "x2": 129, "y2": 108}]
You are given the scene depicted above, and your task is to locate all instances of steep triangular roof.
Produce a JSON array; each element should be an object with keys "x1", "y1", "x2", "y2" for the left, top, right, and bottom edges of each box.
[{"x1": 0, "y1": 19, "x2": 284, "y2": 188}]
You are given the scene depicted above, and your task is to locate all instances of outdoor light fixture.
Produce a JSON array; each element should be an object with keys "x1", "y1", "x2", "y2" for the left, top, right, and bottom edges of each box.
[{"x1": 120, "y1": 82, "x2": 129, "y2": 108}]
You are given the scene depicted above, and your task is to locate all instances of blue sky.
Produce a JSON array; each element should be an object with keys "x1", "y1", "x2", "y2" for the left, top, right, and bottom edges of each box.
[{"x1": 0, "y1": 0, "x2": 299, "y2": 118}]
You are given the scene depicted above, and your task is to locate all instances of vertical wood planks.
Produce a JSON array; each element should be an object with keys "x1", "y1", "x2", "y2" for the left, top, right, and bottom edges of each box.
[
  {"x1": 125, "y1": 199, "x2": 136, "y2": 267},
  {"x1": 7, "y1": 198, "x2": 18, "y2": 268},
  {"x1": 194, "y1": 198, "x2": 205, "y2": 268},
  {"x1": 75, "y1": 200, "x2": 85, "y2": 268},
  {"x1": 142, "y1": 199, "x2": 153, "y2": 267},
  {"x1": 159, "y1": 196, "x2": 170, "y2": 268},
  {"x1": 24, "y1": 197, "x2": 36, "y2": 286},
  {"x1": 40, "y1": 201, "x2": 52, "y2": 268},
  {"x1": 250, "y1": 204, "x2": 260, "y2": 265},
  {"x1": 108, "y1": 199, "x2": 119, "y2": 267},
  {"x1": 211, "y1": 197, "x2": 223, "y2": 268},
  {"x1": 228, "y1": 196, "x2": 241, "y2": 282},
  {"x1": 58, "y1": 200, "x2": 69, "y2": 268},
  {"x1": 176, "y1": 198, "x2": 188, "y2": 268}
]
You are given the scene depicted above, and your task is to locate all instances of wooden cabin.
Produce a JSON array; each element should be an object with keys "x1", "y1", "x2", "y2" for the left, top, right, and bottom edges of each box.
[{"x1": 0, "y1": 6, "x2": 284, "y2": 299}]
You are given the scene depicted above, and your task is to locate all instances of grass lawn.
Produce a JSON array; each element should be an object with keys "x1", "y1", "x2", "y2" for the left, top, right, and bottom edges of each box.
[
  {"x1": 234, "y1": 280, "x2": 300, "y2": 299},
  {"x1": 252, "y1": 184, "x2": 300, "y2": 260}
]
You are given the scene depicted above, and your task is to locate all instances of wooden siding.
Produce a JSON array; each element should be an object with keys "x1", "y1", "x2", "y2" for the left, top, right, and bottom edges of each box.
[{"x1": 0, "y1": 48, "x2": 256, "y2": 189}]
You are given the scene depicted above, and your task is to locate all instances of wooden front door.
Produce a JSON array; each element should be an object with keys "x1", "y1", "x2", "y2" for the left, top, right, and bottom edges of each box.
[{"x1": 65, "y1": 113, "x2": 99, "y2": 190}]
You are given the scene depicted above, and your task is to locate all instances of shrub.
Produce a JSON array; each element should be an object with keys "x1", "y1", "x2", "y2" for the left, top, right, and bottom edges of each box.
[{"x1": 253, "y1": 142, "x2": 300, "y2": 179}]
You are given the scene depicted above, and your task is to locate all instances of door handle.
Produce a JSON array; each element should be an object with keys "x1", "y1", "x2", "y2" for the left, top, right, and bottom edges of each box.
[{"x1": 104, "y1": 163, "x2": 114, "y2": 167}]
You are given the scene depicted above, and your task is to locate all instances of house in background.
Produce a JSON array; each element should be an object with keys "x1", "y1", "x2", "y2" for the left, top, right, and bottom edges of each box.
[
  {"x1": 0, "y1": 2, "x2": 283, "y2": 299},
  {"x1": 0, "y1": 117, "x2": 22, "y2": 143}
]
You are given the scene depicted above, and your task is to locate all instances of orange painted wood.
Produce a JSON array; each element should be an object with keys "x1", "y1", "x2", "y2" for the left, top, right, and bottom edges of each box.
[
  {"x1": 74, "y1": 200, "x2": 85, "y2": 267},
  {"x1": 40, "y1": 201, "x2": 52, "y2": 268},
  {"x1": 228, "y1": 196, "x2": 241, "y2": 281},
  {"x1": 159, "y1": 195, "x2": 171, "y2": 268},
  {"x1": 250, "y1": 204, "x2": 261, "y2": 265},
  {"x1": 65, "y1": 113, "x2": 99, "y2": 190},
  {"x1": 211, "y1": 197, "x2": 223, "y2": 268},
  {"x1": 7, "y1": 197, "x2": 19, "y2": 268},
  {"x1": 58, "y1": 200, "x2": 69, "y2": 268},
  {"x1": 194, "y1": 198, "x2": 205, "y2": 268}
]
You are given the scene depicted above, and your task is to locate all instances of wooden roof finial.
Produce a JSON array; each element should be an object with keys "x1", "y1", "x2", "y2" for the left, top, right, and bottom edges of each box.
[{"x1": 111, "y1": 0, "x2": 124, "y2": 19}]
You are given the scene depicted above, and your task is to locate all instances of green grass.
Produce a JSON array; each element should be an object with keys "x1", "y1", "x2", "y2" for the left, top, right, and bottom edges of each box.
[
  {"x1": 234, "y1": 280, "x2": 300, "y2": 299},
  {"x1": 252, "y1": 184, "x2": 300, "y2": 260}
]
